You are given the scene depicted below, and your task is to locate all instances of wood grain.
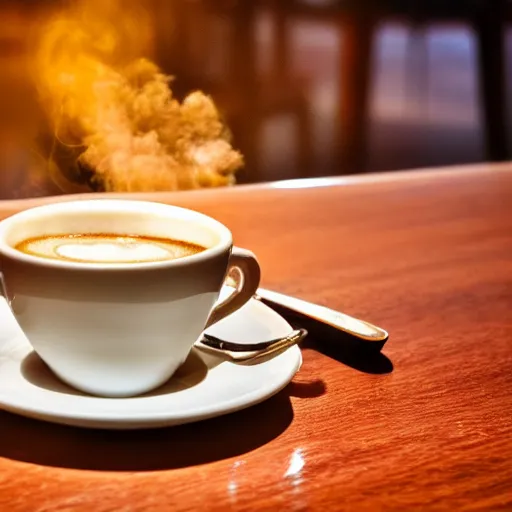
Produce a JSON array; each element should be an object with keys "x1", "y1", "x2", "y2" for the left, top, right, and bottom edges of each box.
[{"x1": 0, "y1": 163, "x2": 511, "y2": 511}]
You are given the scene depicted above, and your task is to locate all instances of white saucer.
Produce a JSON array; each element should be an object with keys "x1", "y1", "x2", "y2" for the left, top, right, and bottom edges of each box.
[{"x1": 0, "y1": 287, "x2": 302, "y2": 429}]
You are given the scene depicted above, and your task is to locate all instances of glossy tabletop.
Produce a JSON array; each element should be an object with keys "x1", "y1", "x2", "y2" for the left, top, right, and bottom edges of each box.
[{"x1": 0, "y1": 163, "x2": 511, "y2": 511}]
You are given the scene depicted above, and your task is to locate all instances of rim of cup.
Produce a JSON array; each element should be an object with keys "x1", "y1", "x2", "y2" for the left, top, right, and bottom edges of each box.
[{"x1": 0, "y1": 199, "x2": 233, "y2": 271}]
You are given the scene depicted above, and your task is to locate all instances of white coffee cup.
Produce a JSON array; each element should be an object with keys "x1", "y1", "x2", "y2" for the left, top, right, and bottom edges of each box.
[{"x1": 0, "y1": 199, "x2": 261, "y2": 397}]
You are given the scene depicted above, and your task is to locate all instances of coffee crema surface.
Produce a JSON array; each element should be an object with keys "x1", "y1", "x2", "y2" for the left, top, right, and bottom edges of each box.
[{"x1": 15, "y1": 234, "x2": 206, "y2": 263}]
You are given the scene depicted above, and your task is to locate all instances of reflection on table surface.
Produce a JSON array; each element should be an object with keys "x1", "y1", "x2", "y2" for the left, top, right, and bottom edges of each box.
[{"x1": 0, "y1": 0, "x2": 510, "y2": 198}]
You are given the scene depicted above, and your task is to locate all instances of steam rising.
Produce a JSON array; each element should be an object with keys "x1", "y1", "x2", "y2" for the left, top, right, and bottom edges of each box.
[{"x1": 34, "y1": 0, "x2": 243, "y2": 192}]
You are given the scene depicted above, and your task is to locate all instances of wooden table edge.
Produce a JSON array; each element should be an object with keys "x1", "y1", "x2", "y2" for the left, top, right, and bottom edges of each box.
[{"x1": 0, "y1": 162, "x2": 510, "y2": 213}]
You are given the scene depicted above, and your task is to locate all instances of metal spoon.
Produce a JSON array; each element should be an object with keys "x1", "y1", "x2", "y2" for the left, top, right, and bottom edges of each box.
[
  {"x1": 255, "y1": 288, "x2": 388, "y2": 344},
  {"x1": 196, "y1": 288, "x2": 388, "y2": 361},
  {"x1": 197, "y1": 328, "x2": 308, "y2": 362}
]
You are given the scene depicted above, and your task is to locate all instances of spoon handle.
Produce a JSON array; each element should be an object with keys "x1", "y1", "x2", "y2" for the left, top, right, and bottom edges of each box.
[
  {"x1": 201, "y1": 328, "x2": 306, "y2": 353},
  {"x1": 197, "y1": 328, "x2": 308, "y2": 362},
  {"x1": 256, "y1": 288, "x2": 388, "y2": 343}
]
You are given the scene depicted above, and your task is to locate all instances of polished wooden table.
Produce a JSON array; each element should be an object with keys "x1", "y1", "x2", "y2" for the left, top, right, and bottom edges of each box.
[{"x1": 0, "y1": 163, "x2": 511, "y2": 511}]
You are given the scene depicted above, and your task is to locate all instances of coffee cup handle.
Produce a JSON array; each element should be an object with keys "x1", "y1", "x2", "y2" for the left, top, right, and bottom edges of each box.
[{"x1": 205, "y1": 247, "x2": 261, "y2": 328}]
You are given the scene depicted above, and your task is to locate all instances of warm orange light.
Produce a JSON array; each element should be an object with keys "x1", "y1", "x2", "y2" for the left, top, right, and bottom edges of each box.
[{"x1": 33, "y1": 0, "x2": 243, "y2": 192}]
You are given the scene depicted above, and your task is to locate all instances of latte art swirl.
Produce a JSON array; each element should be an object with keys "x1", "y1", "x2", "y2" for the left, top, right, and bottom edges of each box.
[{"x1": 15, "y1": 234, "x2": 206, "y2": 263}]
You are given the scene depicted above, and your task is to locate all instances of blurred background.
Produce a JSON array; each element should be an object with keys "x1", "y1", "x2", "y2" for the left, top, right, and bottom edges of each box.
[{"x1": 0, "y1": 0, "x2": 510, "y2": 197}]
